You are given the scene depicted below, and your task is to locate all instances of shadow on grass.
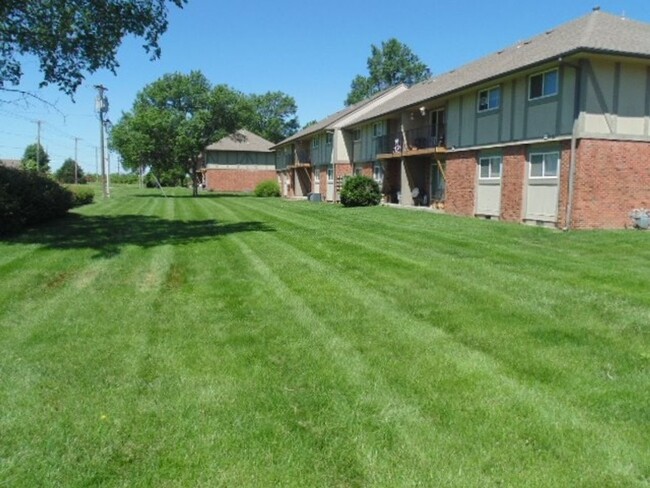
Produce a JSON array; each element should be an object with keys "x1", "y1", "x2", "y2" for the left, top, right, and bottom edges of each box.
[
  {"x1": 3, "y1": 213, "x2": 274, "y2": 258},
  {"x1": 134, "y1": 193, "x2": 254, "y2": 199}
]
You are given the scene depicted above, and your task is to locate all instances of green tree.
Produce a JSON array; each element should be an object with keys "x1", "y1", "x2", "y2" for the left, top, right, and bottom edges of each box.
[
  {"x1": 244, "y1": 91, "x2": 299, "y2": 143},
  {"x1": 1, "y1": 0, "x2": 186, "y2": 96},
  {"x1": 345, "y1": 38, "x2": 430, "y2": 105},
  {"x1": 21, "y1": 143, "x2": 50, "y2": 173},
  {"x1": 55, "y1": 158, "x2": 84, "y2": 184},
  {"x1": 110, "y1": 71, "x2": 244, "y2": 196}
]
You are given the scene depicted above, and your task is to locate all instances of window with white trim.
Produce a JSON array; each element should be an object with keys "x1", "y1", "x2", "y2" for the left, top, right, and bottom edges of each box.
[
  {"x1": 477, "y1": 86, "x2": 501, "y2": 112},
  {"x1": 327, "y1": 167, "x2": 334, "y2": 182},
  {"x1": 479, "y1": 156, "x2": 502, "y2": 179},
  {"x1": 529, "y1": 69, "x2": 558, "y2": 100},
  {"x1": 372, "y1": 121, "x2": 385, "y2": 138},
  {"x1": 529, "y1": 151, "x2": 559, "y2": 178},
  {"x1": 312, "y1": 136, "x2": 319, "y2": 149},
  {"x1": 352, "y1": 129, "x2": 361, "y2": 141},
  {"x1": 325, "y1": 133, "x2": 333, "y2": 145}
]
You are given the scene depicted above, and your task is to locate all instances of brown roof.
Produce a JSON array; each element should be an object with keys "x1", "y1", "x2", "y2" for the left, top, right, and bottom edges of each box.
[
  {"x1": 347, "y1": 10, "x2": 650, "y2": 125},
  {"x1": 206, "y1": 129, "x2": 274, "y2": 153},
  {"x1": 275, "y1": 84, "x2": 407, "y2": 147}
]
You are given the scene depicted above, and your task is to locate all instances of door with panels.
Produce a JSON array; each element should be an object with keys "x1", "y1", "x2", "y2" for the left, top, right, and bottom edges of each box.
[
  {"x1": 525, "y1": 150, "x2": 560, "y2": 223},
  {"x1": 476, "y1": 155, "x2": 502, "y2": 217}
]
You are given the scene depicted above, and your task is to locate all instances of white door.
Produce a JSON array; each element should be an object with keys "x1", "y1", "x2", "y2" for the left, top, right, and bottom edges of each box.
[
  {"x1": 326, "y1": 167, "x2": 334, "y2": 201},
  {"x1": 476, "y1": 156, "x2": 502, "y2": 217},
  {"x1": 525, "y1": 151, "x2": 560, "y2": 222}
]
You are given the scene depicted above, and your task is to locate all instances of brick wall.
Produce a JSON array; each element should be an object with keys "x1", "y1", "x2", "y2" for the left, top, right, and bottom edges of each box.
[
  {"x1": 335, "y1": 162, "x2": 353, "y2": 201},
  {"x1": 500, "y1": 146, "x2": 526, "y2": 222},
  {"x1": 445, "y1": 151, "x2": 477, "y2": 216},
  {"x1": 571, "y1": 139, "x2": 650, "y2": 229},
  {"x1": 205, "y1": 168, "x2": 276, "y2": 192}
]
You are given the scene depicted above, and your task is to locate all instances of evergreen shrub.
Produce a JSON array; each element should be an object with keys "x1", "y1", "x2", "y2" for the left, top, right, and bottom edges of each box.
[{"x1": 340, "y1": 175, "x2": 381, "y2": 207}]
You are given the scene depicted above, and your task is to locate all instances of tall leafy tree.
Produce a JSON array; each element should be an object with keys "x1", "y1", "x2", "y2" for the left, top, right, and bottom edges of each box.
[
  {"x1": 244, "y1": 92, "x2": 299, "y2": 143},
  {"x1": 110, "y1": 71, "x2": 244, "y2": 196},
  {"x1": 55, "y1": 158, "x2": 84, "y2": 184},
  {"x1": 0, "y1": 0, "x2": 186, "y2": 96},
  {"x1": 345, "y1": 39, "x2": 430, "y2": 105},
  {"x1": 21, "y1": 143, "x2": 50, "y2": 173}
]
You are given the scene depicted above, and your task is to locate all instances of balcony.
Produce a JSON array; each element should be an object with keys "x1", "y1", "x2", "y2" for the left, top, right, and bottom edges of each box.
[
  {"x1": 377, "y1": 124, "x2": 446, "y2": 159},
  {"x1": 293, "y1": 147, "x2": 311, "y2": 167}
]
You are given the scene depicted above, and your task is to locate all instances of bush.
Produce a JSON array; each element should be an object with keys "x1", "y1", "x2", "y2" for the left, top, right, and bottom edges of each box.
[
  {"x1": 66, "y1": 185, "x2": 95, "y2": 207},
  {"x1": 0, "y1": 166, "x2": 74, "y2": 235},
  {"x1": 254, "y1": 180, "x2": 280, "y2": 197},
  {"x1": 110, "y1": 173, "x2": 140, "y2": 185},
  {"x1": 340, "y1": 175, "x2": 381, "y2": 207}
]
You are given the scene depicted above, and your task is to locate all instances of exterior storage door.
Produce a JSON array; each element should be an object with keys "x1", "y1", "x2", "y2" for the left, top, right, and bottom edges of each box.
[
  {"x1": 476, "y1": 156, "x2": 502, "y2": 217},
  {"x1": 525, "y1": 151, "x2": 560, "y2": 223},
  {"x1": 326, "y1": 167, "x2": 334, "y2": 201}
]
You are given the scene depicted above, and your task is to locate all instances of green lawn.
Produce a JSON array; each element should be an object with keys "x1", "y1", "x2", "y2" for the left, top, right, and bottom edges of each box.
[{"x1": 1, "y1": 187, "x2": 648, "y2": 487}]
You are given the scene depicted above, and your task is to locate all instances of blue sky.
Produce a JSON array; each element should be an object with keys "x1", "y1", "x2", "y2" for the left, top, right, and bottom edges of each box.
[{"x1": 1, "y1": 0, "x2": 649, "y2": 173}]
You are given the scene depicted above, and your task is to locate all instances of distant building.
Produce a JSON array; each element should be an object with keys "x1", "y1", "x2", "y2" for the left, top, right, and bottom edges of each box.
[
  {"x1": 202, "y1": 129, "x2": 276, "y2": 192},
  {"x1": 0, "y1": 159, "x2": 21, "y2": 170}
]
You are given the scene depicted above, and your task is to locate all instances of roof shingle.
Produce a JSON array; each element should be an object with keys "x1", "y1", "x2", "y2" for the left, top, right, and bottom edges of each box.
[
  {"x1": 347, "y1": 10, "x2": 650, "y2": 126},
  {"x1": 206, "y1": 129, "x2": 274, "y2": 153}
]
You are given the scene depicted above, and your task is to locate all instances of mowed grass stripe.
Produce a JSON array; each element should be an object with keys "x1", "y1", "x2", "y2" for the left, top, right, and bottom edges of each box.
[
  {"x1": 2, "y1": 189, "x2": 648, "y2": 486},
  {"x1": 205, "y1": 196, "x2": 647, "y2": 485}
]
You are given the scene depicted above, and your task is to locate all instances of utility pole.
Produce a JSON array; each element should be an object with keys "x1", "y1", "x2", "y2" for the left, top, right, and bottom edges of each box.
[
  {"x1": 94, "y1": 84, "x2": 109, "y2": 197},
  {"x1": 74, "y1": 137, "x2": 80, "y2": 184},
  {"x1": 95, "y1": 146, "x2": 99, "y2": 187},
  {"x1": 35, "y1": 120, "x2": 42, "y2": 172}
]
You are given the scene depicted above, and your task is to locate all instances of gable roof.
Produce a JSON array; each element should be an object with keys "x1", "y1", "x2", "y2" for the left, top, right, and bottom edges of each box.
[
  {"x1": 206, "y1": 129, "x2": 274, "y2": 153},
  {"x1": 347, "y1": 10, "x2": 650, "y2": 126},
  {"x1": 274, "y1": 84, "x2": 407, "y2": 147}
]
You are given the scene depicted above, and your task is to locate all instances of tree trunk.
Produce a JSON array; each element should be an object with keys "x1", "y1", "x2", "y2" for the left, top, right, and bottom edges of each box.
[{"x1": 191, "y1": 158, "x2": 199, "y2": 197}]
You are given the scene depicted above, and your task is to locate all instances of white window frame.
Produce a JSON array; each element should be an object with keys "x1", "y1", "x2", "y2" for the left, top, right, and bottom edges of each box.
[
  {"x1": 352, "y1": 129, "x2": 361, "y2": 142},
  {"x1": 528, "y1": 68, "x2": 559, "y2": 101},
  {"x1": 312, "y1": 136, "x2": 319, "y2": 149},
  {"x1": 529, "y1": 151, "x2": 560, "y2": 178},
  {"x1": 325, "y1": 132, "x2": 333, "y2": 146},
  {"x1": 477, "y1": 86, "x2": 501, "y2": 112},
  {"x1": 372, "y1": 121, "x2": 385, "y2": 138},
  {"x1": 327, "y1": 167, "x2": 334, "y2": 182},
  {"x1": 478, "y1": 156, "x2": 502, "y2": 180}
]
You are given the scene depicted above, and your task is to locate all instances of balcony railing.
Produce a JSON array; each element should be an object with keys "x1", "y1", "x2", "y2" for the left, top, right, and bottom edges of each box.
[
  {"x1": 403, "y1": 125, "x2": 445, "y2": 151},
  {"x1": 374, "y1": 125, "x2": 446, "y2": 157},
  {"x1": 295, "y1": 148, "x2": 311, "y2": 165}
]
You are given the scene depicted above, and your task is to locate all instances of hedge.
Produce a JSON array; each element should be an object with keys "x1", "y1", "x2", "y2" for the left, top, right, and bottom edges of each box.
[
  {"x1": 0, "y1": 167, "x2": 74, "y2": 235},
  {"x1": 254, "y1": 180, "x2": 281, "y2": 197}
]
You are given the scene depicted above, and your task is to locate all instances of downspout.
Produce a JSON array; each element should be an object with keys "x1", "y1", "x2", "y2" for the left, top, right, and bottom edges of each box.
[{"x1": 562, "y1": 58, "x2": 583, "y2": 231}]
